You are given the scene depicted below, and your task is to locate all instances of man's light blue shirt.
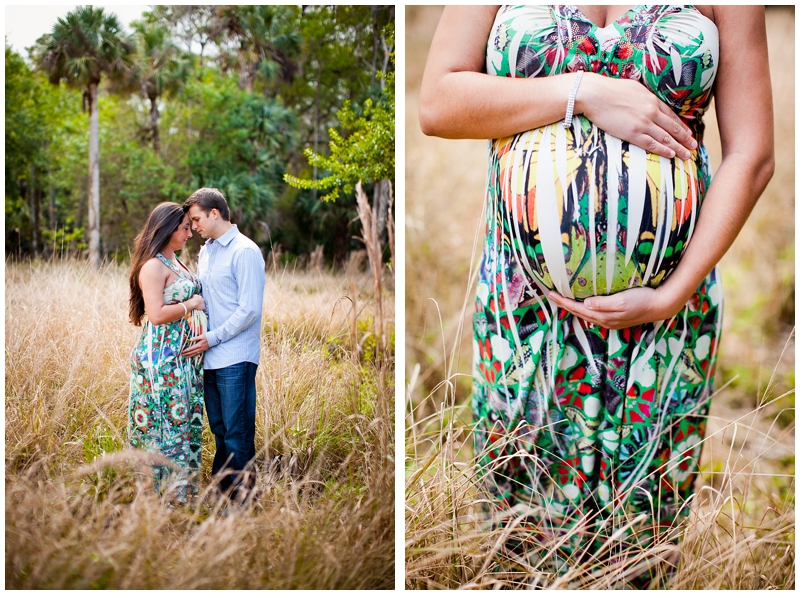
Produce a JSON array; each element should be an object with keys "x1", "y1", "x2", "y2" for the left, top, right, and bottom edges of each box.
[{"x1": 197, "y1": 224, "x2": 266, "y2": 370}]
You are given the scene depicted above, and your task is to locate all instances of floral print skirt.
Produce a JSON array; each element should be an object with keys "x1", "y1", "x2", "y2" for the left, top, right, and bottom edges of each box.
[
  {"x1": 129, "y1": 317, "x2": 204, "y2": 501},
  {"x1": 472, "y1": 258, "x2": 723, "y2": 585}
]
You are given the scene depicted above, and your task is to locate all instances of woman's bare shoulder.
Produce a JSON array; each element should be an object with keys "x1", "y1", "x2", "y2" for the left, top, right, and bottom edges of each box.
[
  {"x1": 437, "y1": 5, "x2": 501, "y2": 43},
  {"x1": 426, "y1": 5, "x2": 502, "y2": 74},
  {"x1": 703, "y1": 5, "x2": 765, "y2": 26},
  {"x1": 140, "y1": 257, "x2": 169, "y2": 283},
  {"x1": 141, "y1": 257, "x2": 165, "y2": 271},
  {"x1": 443, "y1": 5, "x2": 500, "y2": 18}
]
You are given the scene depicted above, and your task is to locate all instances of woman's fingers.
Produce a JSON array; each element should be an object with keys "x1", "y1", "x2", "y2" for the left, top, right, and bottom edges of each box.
[
  {"x1": 638, "y1": 133, "x2": 678, "y2": 159},
  {"x1": 548, "y1": 289, "x2": 668, "y2": 330},
  {"x1": 655, "y1": 105, "x2": 696, "y2": 158},
  {"x1": 585, "y1": 75, "x2": 697, "y2": 160},
  {"x1": 658, "y1": 101, "x2": 696, "y2": 144},
  {"x1": 549, "y1": 293, "x2": 606, "y2": 325},
  {"x1": 638, "y1": 127, "x2": 692, "y2": 161},
  {"x1": 637, "y1": 107, "x2": 695, "y2": 160}
]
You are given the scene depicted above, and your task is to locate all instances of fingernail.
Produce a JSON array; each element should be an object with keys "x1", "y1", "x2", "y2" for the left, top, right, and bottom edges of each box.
[
  {"x1": 690, "y1": 139, "x2": 697, "y2": 149},
  {"x1": 585, "y1": 298, "x2": 593, "y2": 309}
]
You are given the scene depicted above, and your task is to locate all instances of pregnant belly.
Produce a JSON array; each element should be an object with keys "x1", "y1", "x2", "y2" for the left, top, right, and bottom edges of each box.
[{"x1": 493, "y1": 120, "x2": 703, "y2": 300}]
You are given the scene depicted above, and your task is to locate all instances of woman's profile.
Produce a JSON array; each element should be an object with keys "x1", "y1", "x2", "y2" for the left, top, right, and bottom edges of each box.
[
  {"x1": 419, "y1": 4, "x2": 774, "y2": 587},
  {"x1": 128, "y1": 202, "x2": 208, "y2": 503}
]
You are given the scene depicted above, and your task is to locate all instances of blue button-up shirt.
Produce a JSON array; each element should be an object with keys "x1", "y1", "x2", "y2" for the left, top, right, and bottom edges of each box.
[{"x1": 197, "y1": 225, "x2": 265, "y2": 370}]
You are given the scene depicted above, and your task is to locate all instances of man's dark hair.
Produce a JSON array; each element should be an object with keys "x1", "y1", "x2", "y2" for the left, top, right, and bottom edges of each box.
[{"x1": 183, "y1": 187, "x2": 230, "y2": 221}]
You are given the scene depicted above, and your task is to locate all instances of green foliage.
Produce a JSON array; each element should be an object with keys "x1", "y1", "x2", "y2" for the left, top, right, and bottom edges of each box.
[
  {"x1": 358, "y1": 314, "x2": 379, "y2": 362},
  {"x1": 82, "y1": 424, "x2": 124, "y2": 463},
  {"x1": 40, "y1": 220, "x2": 87, "y2": 254},
  {"x1": 284, "y1": 91, "x2": 395, "y2": 202},
  {"x1": 5, "y1": 48, "x2": 51, "y2": 172},
  {"x1": 97, "y1": 96, "x2": 183, "y2": 259},
  {"x1": 276, "y1": 8, "x2": 395, "y2": 262},
  {"x1": 284, "y1": 23, "x2": 395, "y2": 202},
  {"x1": 130, "y1": 20, "x2": 191, "y2": 100},
  {"x1": 213, "y1": 5, "x2": 302, "y2": 91},
  {"x1": 6, "y1": 6, "x2": 396, "y2": 264},
  {"x1": 281, "y1": 6, "x2": 395, "y2": 143},
  {"x1": 181, "y1": 67, "x2": 299, "y2": 241},
  {"x1": 5, "y1": 46, "x2": 77, "y2": 254}
]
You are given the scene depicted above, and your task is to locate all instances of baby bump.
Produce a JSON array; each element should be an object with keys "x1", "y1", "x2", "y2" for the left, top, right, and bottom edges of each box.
[{"x1": 492, "y1": 120, "x2": 704, "y2": 299}]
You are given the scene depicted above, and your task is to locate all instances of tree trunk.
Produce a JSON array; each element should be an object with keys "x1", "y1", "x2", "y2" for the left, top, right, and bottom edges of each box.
[
  {"x1": 88, "y1": 81, "x2": 101, "y2": 269},
  {"x1": 49, "y1": 179, "x2": 56, "y2": 231},
  {"x1": 46, "y1": 176, "x2": 56, "y2": 259},
  {"x1": 312, "y1": 63, "x2": 320, "y2": 203},
  {"x1": 149, "y1": 95, "x2": 161, "y2": 157},
  {"x1": 371, "y1": 6, "x2": 379, "y2": 86},
  {"x1": 386, "y1": 182, "x2": 394, "y2": 278}
]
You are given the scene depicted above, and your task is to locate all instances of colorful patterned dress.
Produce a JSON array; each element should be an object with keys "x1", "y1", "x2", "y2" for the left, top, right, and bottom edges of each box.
[
  {"x1": 472, "y1": 5, "x2": 722, "y2": 584},
  {"x1": 129, "y1": 253, "x2": 207, "y2": 501}
]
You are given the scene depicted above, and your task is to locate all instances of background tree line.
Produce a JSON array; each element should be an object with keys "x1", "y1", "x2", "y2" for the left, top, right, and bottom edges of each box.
[{"x1": 5, "y1": 5, "x2": 395, "y2": 268}]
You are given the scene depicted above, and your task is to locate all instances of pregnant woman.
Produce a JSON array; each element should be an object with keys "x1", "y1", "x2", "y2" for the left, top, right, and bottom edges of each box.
[
  {"x1": 420, "y1": 5, "x2": 773, "y2": 586},
  {"x1": 128, "y1": 202, "x2": 208, "y2": 503}
]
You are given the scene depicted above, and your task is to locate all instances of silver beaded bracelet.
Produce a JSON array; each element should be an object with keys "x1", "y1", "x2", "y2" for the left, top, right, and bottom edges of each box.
[{"x1": 563, "y1": 70, "x2": 584, "y2": 128}]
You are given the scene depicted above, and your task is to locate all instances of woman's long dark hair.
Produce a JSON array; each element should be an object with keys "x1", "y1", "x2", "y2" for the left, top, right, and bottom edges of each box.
[{"x1": 128, "y1": 202, "x2": 186, "y2": 326}]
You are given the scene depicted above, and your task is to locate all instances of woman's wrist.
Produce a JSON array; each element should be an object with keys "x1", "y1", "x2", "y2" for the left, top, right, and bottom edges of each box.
[
  {"x1": 563, "y1": 71, "x2": 584, "y2": 127},
  {"x1": 573, "y1": 71, "x2": 595, "y2": 118},
  {"x1": 654, "y1": 278, "x2": 696, "y2": 318}
]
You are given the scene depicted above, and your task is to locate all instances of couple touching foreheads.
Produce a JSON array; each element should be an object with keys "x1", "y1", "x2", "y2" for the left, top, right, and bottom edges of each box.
[{"x1": 128, "y1": 187, "x2": 265, "y2": 505}]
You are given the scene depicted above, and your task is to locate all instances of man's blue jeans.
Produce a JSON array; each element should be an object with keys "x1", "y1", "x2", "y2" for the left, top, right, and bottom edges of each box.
[{"x1": 204, "y1": 361, "x2": 257, "y2": 497}]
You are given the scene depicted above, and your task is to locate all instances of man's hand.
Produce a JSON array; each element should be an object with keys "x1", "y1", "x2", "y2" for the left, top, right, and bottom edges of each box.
[
  {"x1": 548, "y1": 286, "x2": 685, "y2": 330},
  {"x1": 183, "y1": 334, "x2": 210, "y2": 358}
]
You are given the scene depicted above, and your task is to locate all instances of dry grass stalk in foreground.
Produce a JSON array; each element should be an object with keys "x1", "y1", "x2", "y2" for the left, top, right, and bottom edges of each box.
[
  {"x1": 405, "y1": 358, "x2": 794, "y2": 589},
  {"x1": 5, "y1": 259, "x2": 394, "y2": 589}
]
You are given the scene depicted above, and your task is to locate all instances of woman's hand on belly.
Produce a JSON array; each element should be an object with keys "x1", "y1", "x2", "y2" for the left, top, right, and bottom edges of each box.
[
  {"x1": 548, "y1": 285, "x2": 685, "y2": 329},
  {"x1": 577, "y1": 73, "x2": 697, "y2": 161}
]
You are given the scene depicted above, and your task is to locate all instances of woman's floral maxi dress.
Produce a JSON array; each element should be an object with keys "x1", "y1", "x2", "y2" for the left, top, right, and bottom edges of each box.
[
  {"x1": 472, "y1": 5, "x2": 722, "y2": 584},
  {"x1": 130, "y1": 253, "x2": 206, "y2": 501}
]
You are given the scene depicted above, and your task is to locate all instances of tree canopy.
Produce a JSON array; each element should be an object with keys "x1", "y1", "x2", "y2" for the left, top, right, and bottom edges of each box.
[{"x1": 6, "y1": 5, "x2": 395, "y2": 267}]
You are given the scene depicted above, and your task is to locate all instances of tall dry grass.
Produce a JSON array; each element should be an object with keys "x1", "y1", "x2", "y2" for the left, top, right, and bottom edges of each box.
[
  {"x1": 406, "y1": 349, "x2": 795, "y2": 589},
  {"x1": 405, "y1": 5, "x2": 794, "y2": 589},
  {"x1": 5, "y1": 258, "x2": 394, "y2": 589}
]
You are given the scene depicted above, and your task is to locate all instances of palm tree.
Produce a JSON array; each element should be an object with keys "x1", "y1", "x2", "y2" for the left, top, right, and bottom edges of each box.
[
  {"x1": 130, "y1": 21, "x2": 191, "y2": 157},
  {"x1": 212, "y1": 5, "x2": 301, "y2": 93},
  {"x1": 33, "y1": 6, "x2": 137, "y2": 269},
  {"x1": 143, "y1": 5, "x2": 216, "y2": 65}
]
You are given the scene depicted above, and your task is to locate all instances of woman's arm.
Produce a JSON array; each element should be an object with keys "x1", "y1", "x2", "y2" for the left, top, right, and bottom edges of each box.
[
  {"x1": 419, "y1": 6, "x2": 696, "y2": 159},
  {"x1": 140, "y1": 259, "x2": 205, "y2": 325},
  {"x1": 550, "y1": 6, "x2": 775, "y2": 329}
]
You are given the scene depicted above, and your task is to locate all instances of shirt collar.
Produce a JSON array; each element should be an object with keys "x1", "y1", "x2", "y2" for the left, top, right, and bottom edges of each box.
[{"x1": 207, "y1": 224, "x2": 238, "y2": 246}]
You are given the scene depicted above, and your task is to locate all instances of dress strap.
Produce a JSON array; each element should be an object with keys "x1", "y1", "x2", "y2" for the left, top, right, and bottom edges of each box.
[
  {"x1": 156, "y1": 252, "x2": 184, "y2": 277},
  {"x1": 174, "y1": 255, "x2": 195, "y2": 279}
]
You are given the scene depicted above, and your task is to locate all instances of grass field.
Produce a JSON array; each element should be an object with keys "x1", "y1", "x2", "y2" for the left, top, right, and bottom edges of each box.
[
  {"x1": 5, "y1": 259, "x2": 395, "y2": 589},
  {"x1": 405, "y1": 6, "x2": 794, "y2": 589}
]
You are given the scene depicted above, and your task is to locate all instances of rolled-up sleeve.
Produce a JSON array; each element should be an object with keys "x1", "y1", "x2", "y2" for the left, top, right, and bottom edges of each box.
[{"x1": 205, "y1": 247, "x2": 265, "y2": 348}]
